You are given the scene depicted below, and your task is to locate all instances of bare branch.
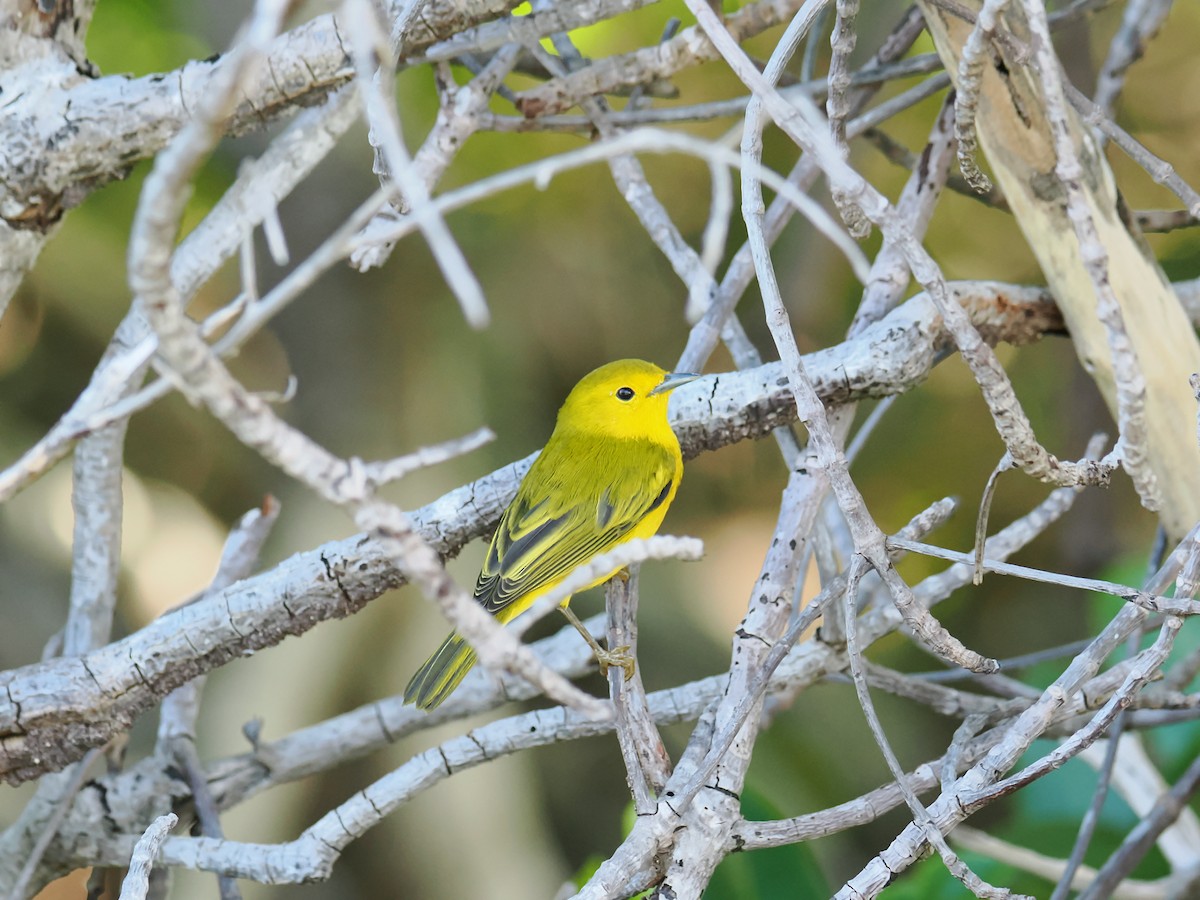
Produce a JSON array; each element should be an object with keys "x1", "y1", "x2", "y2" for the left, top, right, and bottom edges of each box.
[
  {"x1": 1091, "y1": 0, "x2": 1173, "y2": 119},
  {"x1": 1077, "y1": 753, "x2": 1200, "y2": 900},
  {"x1": 606, "y1": 570, "x2": 672, "y2": 810},
  {"x1": 154, "y1": 499, "x2": 280, "y2": 900},
  {"x1": 843, "y1": 557, "x2": 1022, "y2": 899},
  {"x1": 888, "y1": 537, "x2": 1200, "y2": 617},
  {"x1": 961, "y1": 618, "x2": 1182, "y2": 811},
  {"x1": 118, "y1": 815, "x2": 178, "y2": 900},
  {"x1": 837, "y1": 526, "x2": 1197, "y2": 896},
  {"x1": 950, "y1": 826, "x2": 1165, "y2": 900},
  {"x1": 0, "y1": 280, "x2": 1068, "y2": 785},
  {"x1": 2, "y1": 747, "x2": 106, "y2": 900},
  {"x1": 953, "y1": 0, "x2": 1010, "y2": 193},
  {"x1": 1019, "y1": 0, "x2": 1162, "y2": 512},
  {"x1": 920, "y1": 0, "x2": 1200, "y2": 535},
  {"x1": 512, "y1": 0, "x2": 811, "y2": 118},
  {"x1": 7, "y1": 0, "x2": 1199, "y2": 896},
  {"x1": 343, "y1": 0, "x2": 490, "y2": 326},
  {"x1": 350, "y1": 44, "x2": 520, "y2": 272},
  {"x1": 511, "y1": 536, "x2": 703, "y2": 641}
]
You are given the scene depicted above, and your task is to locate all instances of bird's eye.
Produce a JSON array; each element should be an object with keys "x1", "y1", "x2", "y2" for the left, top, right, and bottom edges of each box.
[{"x1": 616, "y1": 387, "x2": 635, "y2": 401}]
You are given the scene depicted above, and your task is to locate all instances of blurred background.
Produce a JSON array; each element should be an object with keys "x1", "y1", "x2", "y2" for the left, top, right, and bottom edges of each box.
[{"x1": 2, "y1": 0, "x2": 1200, "y2": 896}]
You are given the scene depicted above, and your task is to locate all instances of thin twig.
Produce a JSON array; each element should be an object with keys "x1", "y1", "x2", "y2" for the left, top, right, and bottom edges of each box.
[
  {"x1": 1021, "y1": 0, "x2": 1162, "y2": 512},
  {"x1": 843, "y1": 557, "x2": 1022, "y2": 899},
  {"x1": 4, "y1": 748, "x2": 105, "y2": 900},
  {"x1": 681, "y1": 498, "x2": 959, "y2": 807},
  {"x1": 973, "y1": 452, "x2": 1014, "y2": 584},
  {"x1": 953, "y1": 0, "x2": 1011, "y2": 193},
  {"x1": 343, "y1": 0, "x2": 489, "y2": 326},
  {"x1": 155, "y1": 498, "x2": 279, "y2": 900},
  {"x1": 888, "y1": 538, "x2": 1200, "y2": 617},
  {"x1": 1076, "y1": 753, "x2": 1200, "y2": 900},
  {"x1": 118, "y1": 815, "x2": 178, "y2": 900},
  {"x1": 825, "y1": 0, "x2": 855, "y2": 149},
  {"x1": 1091, "y1": 0, "x2": 1173, "y2": 121},
  {"x1": 1053, "y1": 536, "x2": 1164, "y2": 900},
  {"x1": 960, "y1": 618, "x2": 1181, "y2": 812},
  {"x1": 606, "y1": 569, "x2": 672, "y2": 810},
  {"x1": 951, "y1": 826, "x2": 1164, "y2": 900}
]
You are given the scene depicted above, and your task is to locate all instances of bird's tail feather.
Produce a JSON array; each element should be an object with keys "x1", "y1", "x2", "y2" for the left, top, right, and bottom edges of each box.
[{"x1": 404, "y1": 632, "x2": 478, "y2": 710}]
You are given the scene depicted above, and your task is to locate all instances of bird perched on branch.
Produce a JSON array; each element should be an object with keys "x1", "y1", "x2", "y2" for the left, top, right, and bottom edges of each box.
[{"x1": 404, "y1": 359, "x2": 698, "y2": 710}]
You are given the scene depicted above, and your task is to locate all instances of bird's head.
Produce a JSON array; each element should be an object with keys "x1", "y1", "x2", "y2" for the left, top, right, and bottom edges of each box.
[{"x1": 556, "y1": 359, "x2": 699, "y2": 441}]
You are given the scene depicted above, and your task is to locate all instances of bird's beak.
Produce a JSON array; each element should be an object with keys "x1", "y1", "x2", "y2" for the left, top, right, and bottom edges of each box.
[{"x1": 649, "y1": 371, "x2": 701, "y2": 396}]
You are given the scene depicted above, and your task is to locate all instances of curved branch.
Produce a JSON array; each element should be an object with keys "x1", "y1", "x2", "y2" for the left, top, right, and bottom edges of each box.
[{"x1": 0, "y1": 283, "x2": 1064, "y2": 785}]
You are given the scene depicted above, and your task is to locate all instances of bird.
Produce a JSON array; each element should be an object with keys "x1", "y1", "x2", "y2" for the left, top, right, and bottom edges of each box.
[{"x1": 403, "y1": 359, "x2": 699, "y2": 711}]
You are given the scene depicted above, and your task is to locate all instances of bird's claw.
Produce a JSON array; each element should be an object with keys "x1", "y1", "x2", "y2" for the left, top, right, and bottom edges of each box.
[{"x1": 596, "y1": 645, "x2": 636, "y2": 681}]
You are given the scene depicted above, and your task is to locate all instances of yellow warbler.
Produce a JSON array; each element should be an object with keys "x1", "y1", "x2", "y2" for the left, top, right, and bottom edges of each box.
[{"x1": 404, "y1": 359, "x2": 698, "y2": 710}]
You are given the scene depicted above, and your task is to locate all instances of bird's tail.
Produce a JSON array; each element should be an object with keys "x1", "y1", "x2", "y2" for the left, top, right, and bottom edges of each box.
[{"x1": 404, "y1": 632, "x2": 478, "y2": 710}]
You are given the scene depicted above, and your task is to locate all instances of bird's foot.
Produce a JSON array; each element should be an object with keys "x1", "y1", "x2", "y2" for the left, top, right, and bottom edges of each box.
[{"x1": 596, "y1": 645, "x2": 636, "y2": 681}]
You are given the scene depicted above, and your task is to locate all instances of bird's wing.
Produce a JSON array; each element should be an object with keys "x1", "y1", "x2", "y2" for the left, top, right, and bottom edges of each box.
[{"x1": 476, "y1": 440, "x2": 676, "y2": 617}]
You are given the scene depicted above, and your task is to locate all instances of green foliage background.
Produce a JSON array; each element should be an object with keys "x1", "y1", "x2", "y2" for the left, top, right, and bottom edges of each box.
[{"x1": 2, "y1": 1, "x2": 1199, "y2": 896}]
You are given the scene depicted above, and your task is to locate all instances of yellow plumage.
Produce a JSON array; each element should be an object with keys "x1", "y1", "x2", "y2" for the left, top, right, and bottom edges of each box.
[{"x1": 403, "y1": 359, "x2": 697, "y2": 710}]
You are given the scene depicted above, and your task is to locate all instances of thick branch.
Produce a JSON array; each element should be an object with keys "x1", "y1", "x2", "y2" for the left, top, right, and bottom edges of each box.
[
  {"x1": 0, "y1": 283, "x2": 1064, "y2": 784},
  {"x1": 918, "y1": 0, "x2": 1200, "y2": 537}
]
